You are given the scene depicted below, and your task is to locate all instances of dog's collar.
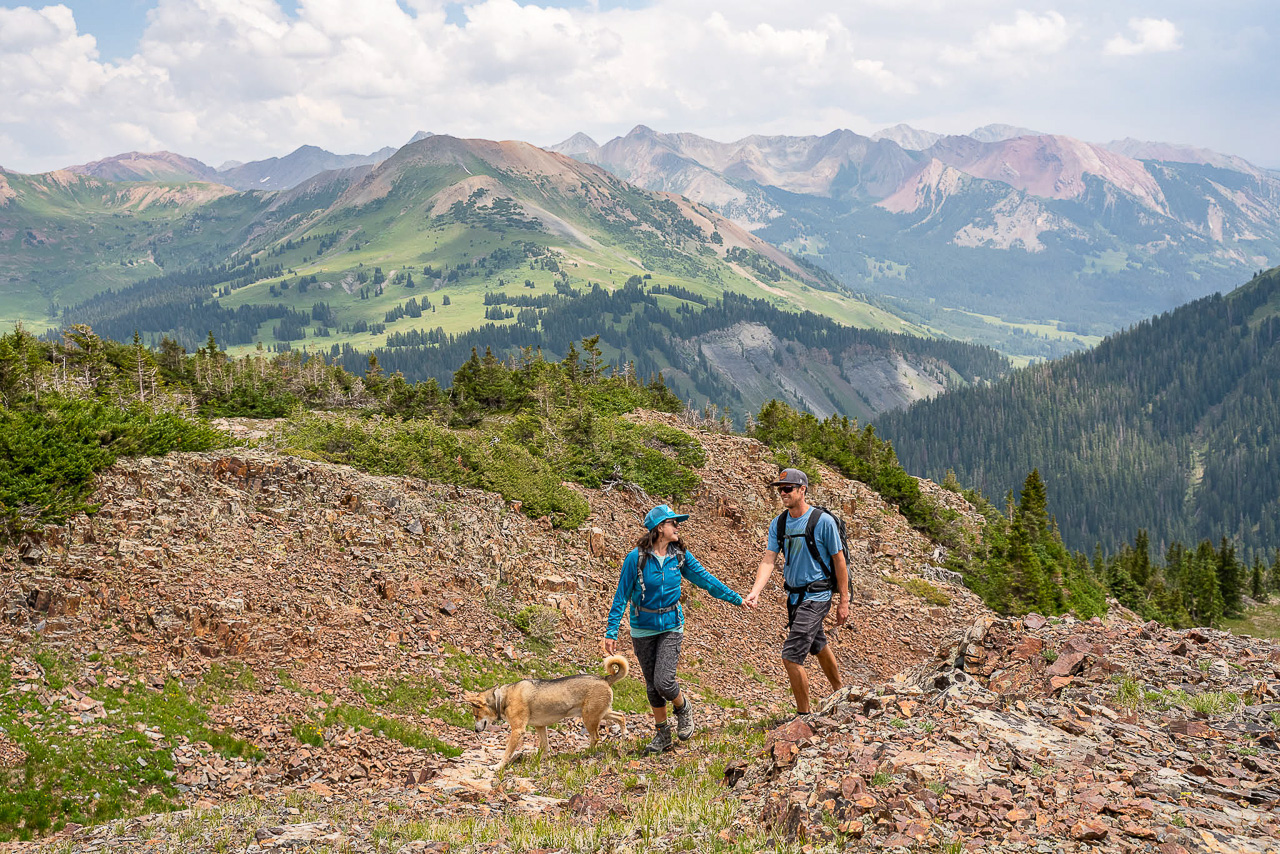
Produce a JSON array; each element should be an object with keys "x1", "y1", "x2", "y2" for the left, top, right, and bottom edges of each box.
[{"x1": 492, "y1": 687, "x2": 505, "y2": 722}]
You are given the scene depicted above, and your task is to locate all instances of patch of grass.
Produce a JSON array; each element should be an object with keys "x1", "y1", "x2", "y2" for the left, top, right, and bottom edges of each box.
[
  {"x1": 1115, "y1": 676, "x2": 1145, "y2": 711},
  {"x1": 511, "y1": 604, "x2": 561, "y2": 647},
  {"x1": 870, "y1": 771, "x2": 894, "y2": 788},
  {"x1": 350, "y1": 673, "x2": 470, "y2": 729},
  {"x1": 741, "y1": 663, "x2": 774, "y2": 686},
  {"x1": 1114, "y1": 675, "x2": 1243, "y2": 718},
  {"x1": 1221, "y1": 599, "x2": 1280, "y2": 639},
  {"x1": 0, "y1": 654, "x2": 260, "y2": 842},
  {"x1": 291, "y1": 720, "x2": 324, "y2": 747},
  {"x1": 1186, "y1": 691, "x2": 1242, "y2": 716},
  {"x1": 1042, "y1": 648, "x2": 1058, "y2": 664},
  {"x1": 696, "y1": 684, "x2": 744, "y2": 711},
  {"x1": 319, "y1": 705, "x2": 461, "y2": 757},
  {"x1": 887, "y1": 576, "x2": 952, "y2": 607},
  {"x1": 195, "y1": 662, "x2": 258, "y2": 704}
]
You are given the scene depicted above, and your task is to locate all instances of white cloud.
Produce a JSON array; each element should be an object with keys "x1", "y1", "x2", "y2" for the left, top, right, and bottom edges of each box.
[
  {"x1": 943, "y1": 10, "x2": 1072, "y2": 65},
  {"x1": 1104, "y1": 17, "x2": 1181, "y2": 56},
  {"x1": 0, "y1": 1, "x2": 1273, "y2": 173}
]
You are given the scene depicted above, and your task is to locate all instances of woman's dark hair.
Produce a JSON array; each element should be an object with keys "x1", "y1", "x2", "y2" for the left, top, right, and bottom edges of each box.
[{"x1": 636, "y1": 526, "x2": 686, "y2": 554}]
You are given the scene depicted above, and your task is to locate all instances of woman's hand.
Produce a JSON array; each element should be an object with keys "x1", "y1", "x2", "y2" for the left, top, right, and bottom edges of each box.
[{"x1": 603, "y1": 638, "x2": 616, "y2": 655}]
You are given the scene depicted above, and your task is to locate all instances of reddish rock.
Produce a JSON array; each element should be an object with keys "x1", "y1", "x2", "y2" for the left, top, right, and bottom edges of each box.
[
  {"x1": 1070, "y1": 820, "x2": 1110, "y2": 841},
  {"x1": 1044, "y1": 651, "x2": 1086, "y2": 677}
]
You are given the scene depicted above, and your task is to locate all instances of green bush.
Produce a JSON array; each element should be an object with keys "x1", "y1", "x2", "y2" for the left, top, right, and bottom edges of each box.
[
  {"x1": 0, "y1": 398, "x2": 225, "y2": 543},
  {"x1": 279, "y1": 413, "x2": 590, "y2": 527}
]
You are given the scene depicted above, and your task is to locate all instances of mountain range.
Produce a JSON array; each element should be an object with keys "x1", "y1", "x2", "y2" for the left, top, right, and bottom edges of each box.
[
  {"x1": 11, "y1": 121, "x2": 1278, "y2": 361},
  {"x1": 552, "y1": 124, "x2": 1280, "y2": 353},
  {"x1": 2, "y1": 133, "x2": 1007, "y2": 420},
  {"x1": 61, "y1": 136, "x2": 430, "y2": 191}
]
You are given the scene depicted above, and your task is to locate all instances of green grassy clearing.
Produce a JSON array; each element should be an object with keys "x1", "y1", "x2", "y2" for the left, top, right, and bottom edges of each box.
[{"x1": 1222, "y1": 599, "x2": 1280, "y2": 639}]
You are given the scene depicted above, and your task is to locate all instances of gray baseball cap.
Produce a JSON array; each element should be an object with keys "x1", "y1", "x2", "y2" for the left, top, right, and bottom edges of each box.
[{"x1": 770, "y1": 468, "x2": 809, "y2": 487}]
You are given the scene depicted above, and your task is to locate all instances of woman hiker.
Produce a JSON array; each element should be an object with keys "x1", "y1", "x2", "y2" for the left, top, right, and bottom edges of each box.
[{"x1": 603, "y1": 504, "x2": 747, "y2": 754}]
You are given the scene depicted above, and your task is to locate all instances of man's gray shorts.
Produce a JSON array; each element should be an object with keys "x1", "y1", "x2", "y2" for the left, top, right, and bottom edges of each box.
[{"x1": 782, "y1": 598, "x2": 831, "y2": 664}]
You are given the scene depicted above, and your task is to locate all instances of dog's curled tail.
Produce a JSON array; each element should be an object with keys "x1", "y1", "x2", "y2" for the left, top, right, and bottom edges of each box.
[{"x1": 603, "y1": 654, "x2": 629, "y2": 685}]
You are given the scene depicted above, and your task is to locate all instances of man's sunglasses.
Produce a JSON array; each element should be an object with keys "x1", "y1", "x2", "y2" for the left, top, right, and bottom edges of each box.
[{"x1": 777, "y1": 485, "x2": 798, "y2": 494}]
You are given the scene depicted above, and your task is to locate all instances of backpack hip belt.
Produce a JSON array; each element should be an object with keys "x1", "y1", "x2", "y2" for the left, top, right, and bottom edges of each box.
[
  {"x1": 636, "y1": 603, "x2": 680, "y2": 615},
  {"x1": 783, "y1": 579, "x2": 831, "y2": 628}
]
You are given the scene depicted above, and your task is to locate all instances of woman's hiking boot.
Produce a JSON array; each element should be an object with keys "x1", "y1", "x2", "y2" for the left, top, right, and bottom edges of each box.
[
  {"x1": 644, "y1": 721, "x2": 674, "y2": 754},
  {"x1": 674, "y1": 697, "x2": 695, "y2": 740}
]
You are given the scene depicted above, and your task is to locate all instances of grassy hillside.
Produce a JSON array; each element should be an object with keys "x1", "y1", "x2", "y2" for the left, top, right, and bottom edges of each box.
[{"x1": 0, "y1": 171, "x2": 266, "y2": 327}]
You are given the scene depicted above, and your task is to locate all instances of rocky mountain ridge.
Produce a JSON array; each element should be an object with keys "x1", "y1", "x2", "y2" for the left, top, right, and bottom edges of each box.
[
  {"x1": 2, "y1": 414, "x2": 1277, "y2": 852},
  {"x1": 554, "y1": 124, "x2": 1280, "y2": 339}
]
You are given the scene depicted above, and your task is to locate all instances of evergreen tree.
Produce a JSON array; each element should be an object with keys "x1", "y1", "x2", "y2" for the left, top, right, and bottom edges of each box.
[
  {"x1": 1216, "y1": 537, "x2": 1244, "y2": 616},
  {"x1": 1186, "y1": 541, "x2": 1225, "y2": 625},
  {"x1": 1250, "y1": 555, "x2": 1268, "y2": 602}
]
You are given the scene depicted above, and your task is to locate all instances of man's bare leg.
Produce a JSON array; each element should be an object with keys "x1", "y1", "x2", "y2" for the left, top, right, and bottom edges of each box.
[
  {"x1": 816, "y1": 646, "x2": 843, "y2": 692},
  {"x1": 783, "y1": 659, "x2": 810, "y2": 714}
]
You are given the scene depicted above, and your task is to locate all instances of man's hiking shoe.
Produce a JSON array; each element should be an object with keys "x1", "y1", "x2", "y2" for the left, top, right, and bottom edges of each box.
[
  {"x1": 644, "y1": 722, "x2": 674, "y2": 754},
  {"x1": 674, "y1": 697, "x2": 695, "y2": 740}
]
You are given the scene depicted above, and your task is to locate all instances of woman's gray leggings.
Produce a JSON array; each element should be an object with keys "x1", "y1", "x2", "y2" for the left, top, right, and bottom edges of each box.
[{"x1": 630, "y1": 631, "x2": 683, "y2": 709}]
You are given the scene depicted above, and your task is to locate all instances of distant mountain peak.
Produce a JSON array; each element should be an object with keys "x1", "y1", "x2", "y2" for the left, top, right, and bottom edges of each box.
[
  {"x1": 968, "y1": 123, "x2": 1044, "y2": 143},
  {"x1": 548, "y1": 132, "x2": 600, "y2": 155},
  {"x1": 407, "y1": 130, "x2": 434, "y2": 144},
  {"x1": 872, "y1": 124, "x2": 943, "y2": 151},
  {"x1": 65, "y1": 151, "x2": 218, "y2": 183}
]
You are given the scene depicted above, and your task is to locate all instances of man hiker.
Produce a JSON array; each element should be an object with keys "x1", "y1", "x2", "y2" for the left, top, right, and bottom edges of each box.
[{"x1": 744, "y1": 468, "x2": 848, "y2": 717}]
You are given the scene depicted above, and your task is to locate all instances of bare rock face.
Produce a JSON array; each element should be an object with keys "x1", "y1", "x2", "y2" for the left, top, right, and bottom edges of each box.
[{"x1": 729, "y1": 611, "x2": 1280, "y2": 852}]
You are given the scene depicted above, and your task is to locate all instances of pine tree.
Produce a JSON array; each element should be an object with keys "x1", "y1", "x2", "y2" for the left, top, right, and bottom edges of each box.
[
  {"x1": 1186, "y1": 541, "x2": 1224, "y2": 626},
  {"x1": 1216, "y1": 537, "x2": 1243, "y2": 616},
  {"x1": 1250, "y1": 555, "x2": 1267, "y2": 602}
]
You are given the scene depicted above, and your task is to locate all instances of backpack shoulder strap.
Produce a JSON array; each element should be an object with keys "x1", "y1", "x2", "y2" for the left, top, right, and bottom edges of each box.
[
  {"x1": 804, "y1": 507, "x2": 835, "y2": 580},
  {"x1": 632, "y1": 548, "x2": 649, "y2": 597},
  {"x1": 773, "y1": 512, "x2": 788, "y2": 552}
]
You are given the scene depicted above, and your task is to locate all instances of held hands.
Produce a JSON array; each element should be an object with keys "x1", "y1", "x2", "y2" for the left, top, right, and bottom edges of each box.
[{"x1": 743, "y1": 590, "x2": 761, "y2": 609}]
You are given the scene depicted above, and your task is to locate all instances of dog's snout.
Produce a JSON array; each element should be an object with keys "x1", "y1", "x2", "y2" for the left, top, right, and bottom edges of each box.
[{"x1": 474, "y1": 719, "x2": 489, "y2": 733}]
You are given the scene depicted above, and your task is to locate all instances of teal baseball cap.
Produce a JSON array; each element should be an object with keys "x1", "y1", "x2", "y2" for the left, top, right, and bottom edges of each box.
[{"x1": 643, "y1": 504, "x2": 690, "y2": 530}]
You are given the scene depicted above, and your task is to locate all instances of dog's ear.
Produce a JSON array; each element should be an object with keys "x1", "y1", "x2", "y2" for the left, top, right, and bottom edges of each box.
[{"x1": 462, "y1": 691, "x2": 478, "y2": 704}]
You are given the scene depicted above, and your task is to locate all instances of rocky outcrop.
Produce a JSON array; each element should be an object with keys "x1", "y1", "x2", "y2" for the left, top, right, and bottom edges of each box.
[{"x1": 735, "y1": 611, "x2": 1280, "y2": 852}]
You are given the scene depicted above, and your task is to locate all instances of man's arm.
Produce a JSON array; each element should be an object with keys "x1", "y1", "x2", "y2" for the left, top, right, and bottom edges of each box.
[
  {"x1": 832, "y1": 549, "x2": 850, "y2": 625},
  {"x1": 744, "y1": 551, "x2": 777, "y2": 608}
]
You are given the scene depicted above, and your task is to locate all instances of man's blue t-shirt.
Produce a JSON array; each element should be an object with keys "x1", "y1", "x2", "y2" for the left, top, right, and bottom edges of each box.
[{"x1": 767, "y1": 508, "x2": 842, "y2": 603}]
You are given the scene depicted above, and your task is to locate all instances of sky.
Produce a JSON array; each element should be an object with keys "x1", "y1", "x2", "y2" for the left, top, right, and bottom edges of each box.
[{"x1": 1, "y1": 0, "x2": 1277, "y2": 174}]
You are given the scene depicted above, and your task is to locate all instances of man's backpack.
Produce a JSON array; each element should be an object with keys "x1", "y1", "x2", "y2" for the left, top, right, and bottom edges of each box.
[
  {"x1": 774, "y1": 506, "x2": 849, "y2": 627},
  {"x1": 773, "y1": 506, "x2": 849, "y2": 582}
]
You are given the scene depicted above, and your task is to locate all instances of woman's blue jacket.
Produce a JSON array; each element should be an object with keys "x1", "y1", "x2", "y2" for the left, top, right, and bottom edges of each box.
[{"x1": 605, "y1": 546, "x2": 743, "y2": 638}]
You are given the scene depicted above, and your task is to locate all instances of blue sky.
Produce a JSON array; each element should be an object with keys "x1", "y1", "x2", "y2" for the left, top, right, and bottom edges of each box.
[{"x1": 1, "y1": 1, "x2": 1277, "y2": 173}]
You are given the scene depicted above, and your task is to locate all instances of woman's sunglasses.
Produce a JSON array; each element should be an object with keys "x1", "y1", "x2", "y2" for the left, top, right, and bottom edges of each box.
[{"x1": 777, "y1": 485, "x2": 797, "y2": 494}]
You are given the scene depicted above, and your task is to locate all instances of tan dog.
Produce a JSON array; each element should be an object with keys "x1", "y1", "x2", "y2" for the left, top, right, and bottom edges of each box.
[{"x1": 464, "y1": 655, "x2": 629, "y2": 770}]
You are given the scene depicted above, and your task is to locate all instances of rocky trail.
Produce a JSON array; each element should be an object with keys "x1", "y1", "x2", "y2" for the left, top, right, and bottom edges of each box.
[{"x1": 2, "y1": 414, "x2": 1278, "y2": 852}]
